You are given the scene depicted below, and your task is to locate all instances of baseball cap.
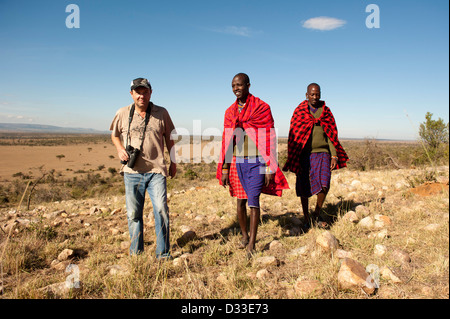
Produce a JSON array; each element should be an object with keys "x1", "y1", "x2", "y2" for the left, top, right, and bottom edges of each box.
[{"x1": 130, "y1": 78, "x2": 152, "y2": 91}]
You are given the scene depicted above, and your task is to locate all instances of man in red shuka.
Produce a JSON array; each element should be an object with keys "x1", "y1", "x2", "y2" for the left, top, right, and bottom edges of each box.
[
  {"x1": 283, "y1": 83, "x2": 348, "y2": 229},
  {"x1": 217, "y1": 73, "x2": 289, "y2": 257}
]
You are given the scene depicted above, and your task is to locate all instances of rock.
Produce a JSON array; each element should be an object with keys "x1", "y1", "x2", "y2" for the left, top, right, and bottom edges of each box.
[
  {"x1": 335, "y1": 249, "x2": 352, "y2": 259},
  {"x1": 351, "y1": 180, "x2": 362, "y2": 188},
  {"x1": 355, "y1": 205, "x2": 370, "y2": 217},
  {"x1": 51, "y1": 260, "x2": 71, "y2": 271},
  {"x1": 253, "y1": 256, "x2": 279, "y2": 268},
  {"x1": 58, "y1": 249, "x2": 75, "y2": 262},
  {"x1": 288, "y1": 246, "x2": 309, "y2": 257},
  {"x1": 423, "y1": 224, "x2": 440, "y2": 232},
  {"x1": 358, "y1": 216, "x2": 374, "y2": 229},
  {"x1": 179, "y1": 225, "x2": 194, "y2": 233},
  {"x1": 110, "y1": 228, "x2": 120, "y2": 236},
  {"x1": 391, "y1": 249, "x2": 411, "y2": 265},
  {"x1": 43, "y1": 210, "x2": 65, "y2": 219},
  {"x1": 173, "y1": 253, "x2": 193, "y2": 267},
  {"x1": 107, "y1": 264, "x2": 129, "y2": 276},
  {"x1": 294, "y1": 279, "x2": 324, "y2": 296},
  {"x1": 110, "y1": 208, "x2": 121, "y2": 216},
  {"x1": 316, "y1": 231, "x2": 339, "y2": 252},
  {"x1": 39, "y1": 281, "x2": 82, "y2": 298},
  {"x1": 374, "y1": 244, "x2": 387, "y2": 257},
  {"x1": 216, "y1": 273, "x2": 229, "y2": 285},
  {"x1": 337, "y1": 258, "x2": 377, "y2": 295},
  {"x1": 120, "y1": 241, "x2": 130, "y2": 251},
  {"x1": 176, "y1": 230, "x2": 197, "y2": 246},
  {"x1": 90, "y1": 207, "x2": 101, "y2": 215},
  {"x1": 374, "y1": 215, "x2": 391, "y2": 228},
  {"x1": 269, "y1": 240, "x2": 283, "y2": 251},
  {"x1": 369, "y1": 228, "x2": 389, "y2": 239},
  {"x1": 380, "y1": 266, "x2": 402, "y2": 283},
  {"x1": 343, "y1": 211, "x2": 359, "y2": 223},
  {"x1": 256, "y1": 269, "x2": 271, "y2": 280}
]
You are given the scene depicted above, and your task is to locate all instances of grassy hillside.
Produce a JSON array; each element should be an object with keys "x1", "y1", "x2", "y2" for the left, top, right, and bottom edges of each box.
[{"x1": 0, "y1": 136, "x2": 448, "y2": 300}]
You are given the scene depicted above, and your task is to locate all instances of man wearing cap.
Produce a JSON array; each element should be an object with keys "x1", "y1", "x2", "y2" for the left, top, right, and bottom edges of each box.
[{"x1": 110, "y1": 78, "x2": 176, "y2": 259}]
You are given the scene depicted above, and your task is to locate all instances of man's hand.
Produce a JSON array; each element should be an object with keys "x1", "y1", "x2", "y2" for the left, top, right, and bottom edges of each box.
[
  {"x1": 265, "y1": 173, "x2": 275, "y2": 187},
  {"x1": 221, "y1": 172, "x2": 230, "y2": 188},
  {"x1": 330, "y1": 157, "x2": 338, "y2": 170},
  {"x1": 169, "y1": 162, "x2": 177, "y2": 178}
]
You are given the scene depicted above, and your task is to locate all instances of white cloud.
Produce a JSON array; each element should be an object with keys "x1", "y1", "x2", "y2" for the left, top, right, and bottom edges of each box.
[
  {"x1": 211, "y1": 26, "x2": 253, "y2": 37},
  {"x1": 302, "y1": 16, "x2": 346, "y2": 31}
]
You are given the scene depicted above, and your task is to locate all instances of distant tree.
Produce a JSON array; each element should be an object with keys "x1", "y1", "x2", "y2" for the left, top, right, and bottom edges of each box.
[
  {"x1": 56, "y1": 154, "x2": 65, "y2": 161},
  {"x1": 419, "y1": 112, "x2": 449, "y2": 150}
]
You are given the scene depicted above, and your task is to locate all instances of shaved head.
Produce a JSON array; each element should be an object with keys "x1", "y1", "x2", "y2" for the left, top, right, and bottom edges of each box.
[
  {"x1": 233, "y1": 73, "x2": 250, "y2": 85},
  {"x1": 307, "y1": 83, "x2": 320, "y2": 93}
]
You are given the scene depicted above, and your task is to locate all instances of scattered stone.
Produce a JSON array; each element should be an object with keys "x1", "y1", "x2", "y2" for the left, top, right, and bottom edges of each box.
[
  {"x1": 253, "y1": 256, "x2": 279, "y2": 268},
  {"x1": 58, "y1": 249, "x2": 75, "y2": 262},
  {"x1": 351, "y1": 180, "x2": 362, "y2": 188},
  {"x1": 216, "y1": 273, "x2": 229, "y2": 285},
  {"x1": 380, "y1": 266, "x2": 402, "y2": 283},
  {"x1": 269, "y1": 240, "x2": 283, "y2": 251},
  {"x1": 39, "y1": 281, "x2": 82, "y2": 298},
  {"x1": 335, "y1": 249, "x2": 352, "y2": 259},
  {"x1": 374, "y1": 244, "x2": 387, "y2": 257},
  {"x1": 355, "y1": 205, "x2": 370, "y2": 217},
  {"x1": 369, "y1": 228, "x2": 389, "y2": 239},
  {"x1": 110, "y1": 208, "x2": 122, "y2": 216},
  {"x1": 337, "y1": 258, "x2": 377, "y2": 295},
  {"x1": 110, "y1": 228, "x2": 120, "y2": 235},
  {"x1": 343, "y1": 211, "x2": 359, "y2": 223},
  {"x1": 294, "y1": 279, "x2": 324, "y2": 296},
  {"x1": 51, "y1": 260, "x2": 71, "y2": 271},
  {"x1": 391, "y1": 249, "x2": 411, "y2": 265},
  {"x1": 107, "y1": 264, "x2": 129, "y2": 276},
  {"x1": 43, "y1": 210, "x2": 65, "y2": 219},
  {"x1": 176, "y1": 230, "x2": 197, "y2": 246},
  {"x1": 288, "y1": 246, "x2": 309, "y2": 257},
  {"x1": 90, "y1": 207, "x2": 101, "y2": 215},
  {"x1": 358, "y1": 216, "x2": 374, "y2": 229},
  {"x1": 173, "y1": 253, "x2": 193, "y2": 267},
  {"x1": 423, "y1": 224, "x2": 440, "y2": 232},
  {"x1": 316, "y1": 231, "x2": 339, "y2": 252},
  {"x1": 256, "y1": 269, "x2": 271, "y2": 280},
  {"x1": 120, "y1": 241, "x2": 130, "y2": 251}
]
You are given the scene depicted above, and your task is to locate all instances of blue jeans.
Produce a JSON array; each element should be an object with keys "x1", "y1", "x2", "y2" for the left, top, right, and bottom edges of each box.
[{"x1": 124, "y1": 173, "x2": 170, "y2": 258}]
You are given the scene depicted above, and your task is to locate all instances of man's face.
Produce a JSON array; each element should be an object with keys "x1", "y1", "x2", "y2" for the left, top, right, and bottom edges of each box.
[
  {"x1": 306, "y1": 85, "x2": 321, "y2": 108},
  {"x1": 130, "y1": 87, "x2": 151, "y2": 108},
  {"x1": 232, "y1": 76, "x2": 250, "y2": 100}
]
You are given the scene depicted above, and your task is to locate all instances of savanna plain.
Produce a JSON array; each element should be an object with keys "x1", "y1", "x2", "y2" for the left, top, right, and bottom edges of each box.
[{"x1": 0, "y1": 133, "x2": 448, "y2": 299}]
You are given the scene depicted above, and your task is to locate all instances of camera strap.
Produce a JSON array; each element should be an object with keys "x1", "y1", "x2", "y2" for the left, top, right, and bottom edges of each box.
[{"x1": 125, "y1": 103, "x2": 152, "y2": 151}]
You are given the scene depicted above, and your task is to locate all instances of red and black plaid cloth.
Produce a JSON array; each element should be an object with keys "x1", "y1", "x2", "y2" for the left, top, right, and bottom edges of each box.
[
  {"x1": 283, "y1": 100, "x2": 349, "y2": 174},
  {"x1": 217, "y1": 94, "x2": 289, "y2": 196}
]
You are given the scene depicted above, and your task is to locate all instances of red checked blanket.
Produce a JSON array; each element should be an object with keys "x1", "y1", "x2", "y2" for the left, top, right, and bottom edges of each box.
[
  {"x1": 283, "y1": 100, "x2": 348, "y2": 174},
  {"x1": 217, "y1": 94, "x2": 289, "y2": 196}
]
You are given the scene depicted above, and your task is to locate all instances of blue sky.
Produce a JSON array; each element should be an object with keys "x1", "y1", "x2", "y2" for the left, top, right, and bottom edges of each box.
[{"x1": 0, "y1": 0, "x2": 448, "y2": 140}]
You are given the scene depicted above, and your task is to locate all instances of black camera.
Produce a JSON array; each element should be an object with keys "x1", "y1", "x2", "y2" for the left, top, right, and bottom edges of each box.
[{"x1": 120, "y1": 145, "x2": 140, "y2": 168}]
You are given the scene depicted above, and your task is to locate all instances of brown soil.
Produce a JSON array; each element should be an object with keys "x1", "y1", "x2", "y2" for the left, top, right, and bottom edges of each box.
[
  {"x1": 409, "y1": 182, "x2": 449, "y2": 197},
  {"x1": 0, "y1": 143, "x2": 119, "y2": 181}
]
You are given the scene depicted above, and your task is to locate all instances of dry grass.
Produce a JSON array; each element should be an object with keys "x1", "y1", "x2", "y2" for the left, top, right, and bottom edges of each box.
[{"x1": 0, "y1": 135, "x2": 448, "y2": 300}]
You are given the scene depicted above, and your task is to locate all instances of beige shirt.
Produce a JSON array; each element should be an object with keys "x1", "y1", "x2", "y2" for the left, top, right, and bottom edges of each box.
[{"x1": 110, "y1": 103, "x2": 175, "y2": 176}]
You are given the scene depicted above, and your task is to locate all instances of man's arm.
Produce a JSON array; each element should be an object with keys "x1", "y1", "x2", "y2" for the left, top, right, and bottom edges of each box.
[
  {"x1": 111, "y1": 132, "x2": 129, "y2": 163},
  {"x1": 165, "y1": 134, "x2": 177, "y2": 178}
]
